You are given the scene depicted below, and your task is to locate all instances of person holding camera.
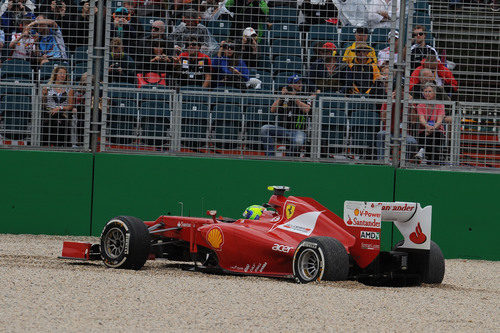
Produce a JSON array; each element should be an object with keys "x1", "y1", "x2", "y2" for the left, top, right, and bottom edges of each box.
[
  {"x1": 175, "y1": 36, "x2": 212, "y2": 88},
  {"x1": 108, "y1": 37, "x2": 135, "y2": 84},
  {"x1": 260, "y1": 74, "x2": 316, "y2": 157},
  {"x1": 212, "y1": 39, "x2": 249, "y2": 89},
  {"x1": 0, "y1": 0, "x2": 36, "y2": 35},
  {"x1": 30, "y1": 15, "x2": 68, "y2": 65},
  {"x1": 239, "y1": 26, "x2": 259, "y2": 70},
  {"x1": 8, "y1": 14, "x2": 37, "y2": 63},
  {"x1": 45, "y1": 0, "x2": 76, "y2": 51}
]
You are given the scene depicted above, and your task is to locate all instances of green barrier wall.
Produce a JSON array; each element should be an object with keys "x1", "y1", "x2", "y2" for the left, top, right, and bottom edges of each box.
[
  {"x1": 0, "y1": 150, "x2": 93, "y2": 235},
  {"x1": 394, "y1": 169, "x2": 500, "y2": 261},
  {"x1": 91, "y1": 154, "x2": 395, "y2": 249}
]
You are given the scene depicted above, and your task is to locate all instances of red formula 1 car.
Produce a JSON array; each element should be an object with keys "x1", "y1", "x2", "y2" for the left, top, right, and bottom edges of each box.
[{"x1": 60, "y1": 186, "x2": 445, "y2": 285}]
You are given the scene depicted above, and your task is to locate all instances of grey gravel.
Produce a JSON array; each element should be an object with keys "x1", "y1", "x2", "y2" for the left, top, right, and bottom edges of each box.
[{"x1": 0, "y1": 234, "x2": 498, "y2": 332}]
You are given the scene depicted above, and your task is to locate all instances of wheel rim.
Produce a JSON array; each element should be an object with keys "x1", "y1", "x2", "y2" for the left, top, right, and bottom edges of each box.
[
  {"x1": 104, "y1": 227, "x2": 126, "y2": 259},
  {"x1": 297, "y1": 248, "x2": 320, "y2": 282}
]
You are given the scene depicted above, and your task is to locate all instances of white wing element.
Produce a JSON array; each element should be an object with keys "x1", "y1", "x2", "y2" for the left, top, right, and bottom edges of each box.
[{"x1": 277, "y1": 211, "x2": 322, "y2": 236}]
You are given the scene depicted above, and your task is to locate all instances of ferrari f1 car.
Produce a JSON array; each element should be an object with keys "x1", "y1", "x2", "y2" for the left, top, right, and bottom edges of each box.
[{"x1": 60, "y1": 186, "x2": 445, "y2": 285}]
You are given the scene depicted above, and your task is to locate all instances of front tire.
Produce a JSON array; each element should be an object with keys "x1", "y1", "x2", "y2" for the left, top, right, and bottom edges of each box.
[
  {"x1": 293, "y1": 236, "x2": 349, "y2": 283},
  {"x1": 100, "y1": 216, "x2": 151, "y2": 270}
]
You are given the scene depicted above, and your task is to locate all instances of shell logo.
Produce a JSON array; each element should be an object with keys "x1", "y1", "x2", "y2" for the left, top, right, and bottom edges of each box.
[
  {"x1": 206, "y1": 227, "x2": 224, "y2": 250},
  {"x1": 354, "y1": 208, "x2": 360, "y2": 216}
]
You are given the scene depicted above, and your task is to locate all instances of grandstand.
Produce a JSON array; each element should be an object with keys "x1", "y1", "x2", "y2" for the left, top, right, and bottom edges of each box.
[{"x1": 0, "y1": 0, "x2": 498, "y2": 170}]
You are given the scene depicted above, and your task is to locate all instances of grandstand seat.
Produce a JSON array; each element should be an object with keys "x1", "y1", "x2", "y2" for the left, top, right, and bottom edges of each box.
[
  {"x1": 0, "y1": 59, "x2": 32, "y2": 82},
  {"x1": 139, "y1": 90, "x2": 171, "y2": 145},
  {"x1": 211, "y1": 92, "x2": 243, "y2": 146},
  {"x1": 270, "y1": 23, "x2": 299, "y2": 40},
  {"x1": 107, "y1": 87, "x2": 139, "y2": 142},
  {"x1": 371, "y1": 28, "x2": 392, "y2": 44},
  {"x1": 269, "y1": 6, "x2": 298, "y2": 23},
  {"x1": 0, "y1": 87, "x2": 32, "y2": 139},
  {"x1": 339, "y1": 25, "x2": 357, "y2": 48},
  {"x1": 308, "y1": 24, "x2": 338, "y2": 46},
  {"x1": 206, "y1": 20, "x2": 231, "y2": 42},
  {"x1": 253, "y1": 55, "x2": 272, "y2": 73},
  {"x1": 348, "y1": 100, "x2": 379, "y2": 148},
  {"x1": 271, "y1": 38, "x2": 302, "y2": 59},
  {"x1": 243, "y1": 96, "x2": 274, "y2": 145},
  {"x1": 73, "y1": 46, "x2": 89, "y2": 65},
  {"x1": 320, "y1": 96, "x2": 347, "y2": 148},
  {"x1": 273, "y1": 55, "x2": 303, "y2": 75},
  {"x1": 273, "y1": 71, "x2": 297, "y2": 91},
  {"x1": 249, "y1": 70, "x2": 273, "y2": 93},
  {"x1": 415, "y1": 0, "x2": 430, "y2": 12},
  {"x1": 180, "y1": 92, "x2": 210, "y2": 146}
]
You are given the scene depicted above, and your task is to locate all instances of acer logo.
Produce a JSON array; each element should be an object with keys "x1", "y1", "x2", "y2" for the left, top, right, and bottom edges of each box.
[{"x1": 272, "y1": 244, "x2": 294, "y2": 253}]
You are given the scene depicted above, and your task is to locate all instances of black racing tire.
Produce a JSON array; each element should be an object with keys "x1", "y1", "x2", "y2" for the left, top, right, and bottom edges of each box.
[
  {"x1": 100, "y1": 216, "x2": 151, "y2": 270},
  {"x1": 393, "y1": 239, "x2": 445, "y2": 284},
  {"x1": 293, "y1": 236, "x2": 349, "y2": 283}
]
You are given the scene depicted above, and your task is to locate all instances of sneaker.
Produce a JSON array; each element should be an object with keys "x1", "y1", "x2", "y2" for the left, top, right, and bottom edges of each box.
[{"x1": 415, "y1": 148, "x2": 425, "y2": 160}]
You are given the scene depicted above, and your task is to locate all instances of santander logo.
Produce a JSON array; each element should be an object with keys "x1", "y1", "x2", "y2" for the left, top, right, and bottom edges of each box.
[{"x1": 409, "y1": 222, "x2": 427, "y2": 244}]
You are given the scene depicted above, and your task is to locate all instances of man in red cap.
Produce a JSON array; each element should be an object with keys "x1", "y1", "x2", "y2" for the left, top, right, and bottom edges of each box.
[{"x1": 309, "y1": 41, "x2": 349, "y2": 94}]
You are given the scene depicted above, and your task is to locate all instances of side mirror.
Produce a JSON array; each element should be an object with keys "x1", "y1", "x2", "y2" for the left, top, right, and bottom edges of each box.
[{"x1": 206, "y1": 210, "x2": 217, "y2": 223}]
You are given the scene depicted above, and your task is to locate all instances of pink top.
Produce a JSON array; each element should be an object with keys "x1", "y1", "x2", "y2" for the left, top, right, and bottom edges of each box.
[{"x1": 417, "y1": 103, "x2": 445, "y2": 133}]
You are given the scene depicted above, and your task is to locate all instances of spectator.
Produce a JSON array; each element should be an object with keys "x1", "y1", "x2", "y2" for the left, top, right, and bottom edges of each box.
[
  {"x1": 377, "y1": 30, "x2": 400, "y2": 68},
  {"x1": 175, "y1": 37, "x2": 211, "y2": 88},
  {"x1": 239, "y1": 27, "x2": 259, "y2": 70},
  {"x1": 110, "y1": 7, "x2": 137, "y2": 56},
  {"x1": 376, "y1": 68, "x2": 418, "y2": 160},
  {"x1": 410, "y1": 25, "x2": 439, "y2": 71},
  {"x1": 199, "y1": 0, "x2": 232, "y2": 21},
  {"x1": 309, "y1": 42, "x2": 349, "y2": 94},
  {"x1": 411, "y1": 68, "x2": 450, "y2": 102},
  {"x1": 41, "y1": 65, "x2": 74, "y2": 147},
  {"x1": 342, "y1": 27, "x2": 377, "y2": 65},
  {"x1": 137, "y1": 39, "x2": 175, "y2": 88},
  {"x1": 72, "y1": 71, "x2": 89, "y2": 147},
  {"x1": 346, "y1": 42, "x2": 381, "y2": 95},
  {"x1": 167, "y1": 8, "x2": 218, "y2": 56},
  {"x1": 260, "y1": 74, "x2": 315, "y2": 157},
  {"x1": 332, "y1": 0, "x2": 368, "y2": 27},
  {"x1": 213, "y1": 39, "x2": 250, "y2": 89},
  {"x1": 73, "y1": 0, "x2": 99, "y2": 49},
  {"x1": 226, "y1": 0, "x2": 270, "y2": 41},
  {"x1": 33, "y1": 15, "x2": 68, "y2": 65},
  {"x1": 46, "y1": 0, "x2": 76, "y2": 51},
  {"x1": 108, "y1": 37, "x2": 135, "y2": 84},
  {"x1": 366, "y1": 0, "x2": 401, "y2": 30},
  {"x1": 409, "y1": 55, "x2": 458, "y2": 97},
  {"x1": 415, "y1": 82, "x2": 446, "y2": 163},
  {"x1": 8, "y1": 14, "x2": 36, "y2": 63},
  {"x1": 138, "y1": 20, "x2": 167, "y2": 71},
  {"x1": 0, "y1": 0, "x2": 36, "y2": 35},
  {"x1": 298, "y1": 0, "x2": 338, "y2": 31}
]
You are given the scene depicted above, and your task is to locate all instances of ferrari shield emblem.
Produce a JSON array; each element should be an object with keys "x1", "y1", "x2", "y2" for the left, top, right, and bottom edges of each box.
[{"x1": 285, "y1": 204, "x2": 296, "y2": 219}]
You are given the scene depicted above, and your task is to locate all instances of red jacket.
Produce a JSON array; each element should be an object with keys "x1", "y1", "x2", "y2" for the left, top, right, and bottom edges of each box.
[{"x1": 409, "y1": 59, "x2": 458, "y2": 92}]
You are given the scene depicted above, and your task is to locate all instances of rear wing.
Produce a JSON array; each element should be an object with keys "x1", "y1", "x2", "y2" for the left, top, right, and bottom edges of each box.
[{"x1": 344, "y1": 201, "x2": 432, "y2": 250}]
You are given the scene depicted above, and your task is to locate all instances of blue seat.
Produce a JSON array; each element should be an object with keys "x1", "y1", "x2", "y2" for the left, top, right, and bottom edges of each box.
[
  {"x1": 243, "y1": 96, "x2": 274, "y2": 144},
  {"x1": 339, "y1": 25, "x2": 358, "y2": 48},
  {"x1": 107, "y1": 86, "x2": 139, "y2": 141},
  {"x1": 308, "y1": 24, "x2": 338, "y2": 46},
  {"x1": 0, "y1": 59, "x2": 32, "y2": 81},
  {"x1": 212, "y1": 104, "x2": 242, "y2": 143},
  {"x1": 371, "y1": 28, "x2": 392, "y2": 44},
  {"x1": 270, "y1": 23, "x2": 299, "y2": 40},
  {"x1": 271, "y1": 38, "x2": 302, "y2": 59},
  {"x1": 415, "y1": 0, "x2": 430, "y2": 11},
  {"x1": 73, "y1": 46, "x2": 89, "y2": 65},
  {"x1": 0, "y1": 88, "x2": 32, "y2": 139},
  {"x1": 180, "y1": 93, "x2": 210, "y2": 143},
  {"x1": 269, "y1": 6, "x2": 298, "y2": 23},
  {"x1": 273, "y1": 71, "x2": 297, "y2": 91},
  {"x1": 273, "y1": 55, "x2": 303, "y2": 75},
  {"x1": 348, "y1": 100, "x2": 379, "y2": 147},
  {"x1": 206, "y1": 20, "x2": 231, "y2": 42},
  {"x1": 320, "y1": 97, "x2": 347, "y2": 147},
  {"x1": 139, "y1": 92, "x2": 171, "y2": 144}
]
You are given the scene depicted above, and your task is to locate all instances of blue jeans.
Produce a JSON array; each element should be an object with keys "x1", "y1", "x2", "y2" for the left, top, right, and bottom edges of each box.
[
  {"x1": 376, "y1": 130, "x2": 417, "y2": 160},
  {"x1": 260, "y1": 124, "x2": 306, "y2": 156}
]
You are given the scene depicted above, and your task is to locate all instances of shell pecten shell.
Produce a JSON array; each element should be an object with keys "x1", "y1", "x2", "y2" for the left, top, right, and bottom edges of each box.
[{"x1": 206, "y1": 227, "x2": 224, "y2": 249}]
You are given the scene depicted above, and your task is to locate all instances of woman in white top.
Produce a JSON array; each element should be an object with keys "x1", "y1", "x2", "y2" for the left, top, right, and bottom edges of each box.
[{"x1": 41, "y1": 65, "x2": 74, "y2": 147}]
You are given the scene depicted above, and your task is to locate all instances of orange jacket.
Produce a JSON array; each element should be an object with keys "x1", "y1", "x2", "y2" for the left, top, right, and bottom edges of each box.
[{"x1": 409, "y1": 59, "x2": 458, "y2": 92}]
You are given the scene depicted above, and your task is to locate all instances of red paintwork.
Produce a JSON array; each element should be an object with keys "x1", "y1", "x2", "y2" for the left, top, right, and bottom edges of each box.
[
  {"x1": 61, "y1": 242, "x2": 92, "y2": 259},
  {"x1": 143, "y1": 193, "x2": 383, "y2": 277}
]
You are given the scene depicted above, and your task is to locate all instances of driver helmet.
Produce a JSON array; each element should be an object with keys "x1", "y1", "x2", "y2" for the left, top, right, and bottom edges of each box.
[{"x1": 242, "y1": 205, "x2": 265, "y2": 220}]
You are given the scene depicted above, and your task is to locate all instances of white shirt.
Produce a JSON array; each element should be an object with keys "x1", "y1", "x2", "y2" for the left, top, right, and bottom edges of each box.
[
  {"x1": 10, "y1": 32, "x2": 36, "y2": 59},
  {"x1": 377, "y1": 46, "x2": 398, "y2": 66},
  {"x1": 366, "y1": 0, "x2": 401, "y2": 29}
]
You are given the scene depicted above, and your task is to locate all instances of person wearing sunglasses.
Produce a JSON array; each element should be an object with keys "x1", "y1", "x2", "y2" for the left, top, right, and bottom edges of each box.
[
  {"x1": 409, "y1": 25, "x2": 439, "y2": 72},
  {"x1": 212, "y1": 39, "x2": 249, "y2": 89}
]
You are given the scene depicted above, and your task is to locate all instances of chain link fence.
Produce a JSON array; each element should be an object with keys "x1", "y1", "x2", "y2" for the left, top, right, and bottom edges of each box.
[{"x1": 0, "y1": 0, "x2": 498, "y2": 171}]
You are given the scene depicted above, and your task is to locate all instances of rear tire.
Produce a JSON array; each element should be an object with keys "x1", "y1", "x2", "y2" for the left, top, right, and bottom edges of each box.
[
  {"x1": 393, "y1": 239, "x2": 445, "y2": 284},
  {"x1": 100, "y1": 216, "x2": 151, "y2": 270},
  {"x1": 293, "y1": 236, "x2": 349, "y2": 283}
]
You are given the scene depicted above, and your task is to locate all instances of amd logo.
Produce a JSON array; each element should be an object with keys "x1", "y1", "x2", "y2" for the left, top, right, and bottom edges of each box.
[
  {"x1": 360, "y1": 231, "x2": 380, "y2": 240},
  {"x1": 272, "y1": 244, "x2": 294, "y2": 253}
]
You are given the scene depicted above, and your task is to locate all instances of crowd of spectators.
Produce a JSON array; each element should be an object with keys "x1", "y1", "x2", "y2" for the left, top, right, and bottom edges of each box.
[{"x1": 0, "y1": 0, "x2": 460, "y2": 161}]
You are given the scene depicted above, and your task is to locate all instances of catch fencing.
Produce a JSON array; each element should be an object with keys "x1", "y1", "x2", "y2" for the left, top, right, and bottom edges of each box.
[{"x1": 0, "y1": 0, "x2": 498, "y2": 171}]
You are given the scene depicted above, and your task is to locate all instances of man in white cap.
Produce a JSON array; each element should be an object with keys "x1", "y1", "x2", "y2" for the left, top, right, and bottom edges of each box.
[
  {"x1": 240, "y1": 26, "x2": 259, "y2": 69},
  {"x1": 377, "y1": 30, "x2": 400, "y2": 68}
]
